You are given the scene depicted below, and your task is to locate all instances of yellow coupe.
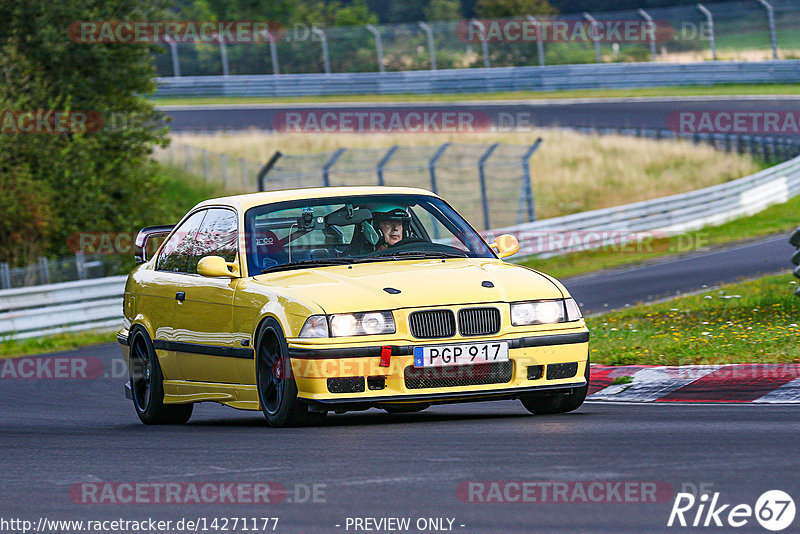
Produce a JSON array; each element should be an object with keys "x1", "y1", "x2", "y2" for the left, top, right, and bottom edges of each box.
[{"x1": 119, "y1": 186, "x2": 589, "y2": 426}]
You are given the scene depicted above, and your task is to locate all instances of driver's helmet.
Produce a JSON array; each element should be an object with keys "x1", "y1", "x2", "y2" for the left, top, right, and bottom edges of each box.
[{"x1": 369, "y1": 203, "x2": 411, "y2": 245}]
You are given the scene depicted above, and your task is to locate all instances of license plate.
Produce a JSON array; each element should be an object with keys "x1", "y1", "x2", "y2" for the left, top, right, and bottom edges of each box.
[{"x1": 413, "y1": 341, "x2": 509, "y2": 368}]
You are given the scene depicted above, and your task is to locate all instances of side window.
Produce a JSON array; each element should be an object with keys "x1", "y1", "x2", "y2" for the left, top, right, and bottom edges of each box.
[
  {"x1": 156, "y1": 210, "x2": 207, "y2": 273},
  {"x1": 190, "y1": 208, "x2": 239, "y2": 273}
]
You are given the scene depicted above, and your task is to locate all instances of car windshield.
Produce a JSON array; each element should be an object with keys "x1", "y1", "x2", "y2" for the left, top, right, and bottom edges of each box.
[{"x1": 244, "y1": 194, "x2": 495, "y2": 274}]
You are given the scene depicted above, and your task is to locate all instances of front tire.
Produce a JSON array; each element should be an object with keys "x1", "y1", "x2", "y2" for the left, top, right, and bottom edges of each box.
[
  {"x1": 255, "y1": 319, "x2": 325, "y2": 428},
  {"x1": 129, "y1": 329, "x2": 193, "y2": 425},
  {"x1": 520, "y1": 357, "x2": 590, "y2": 415}
]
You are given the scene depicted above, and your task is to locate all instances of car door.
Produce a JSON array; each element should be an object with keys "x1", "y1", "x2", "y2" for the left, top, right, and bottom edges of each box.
[
  {"x1": 171, "y1": 207, "x2": 244, "y2": 384},
  {"x1": 138, "y1": 209, "x2": 208, "y2": 379}
]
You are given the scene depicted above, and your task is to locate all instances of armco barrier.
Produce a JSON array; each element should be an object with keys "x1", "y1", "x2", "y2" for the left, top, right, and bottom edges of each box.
[
  {"x1": 154, "y1": 60, "x2": 800, "y2": 98},
  {"x1": 0, "y1": 276, "x2": 126, "y2": 341},
  {"x1": 485, "y1": 153, "x2": 800, "y2": 256},
  {"x1": 3, "y1": 153, "x2": 800, "y2": 341}
]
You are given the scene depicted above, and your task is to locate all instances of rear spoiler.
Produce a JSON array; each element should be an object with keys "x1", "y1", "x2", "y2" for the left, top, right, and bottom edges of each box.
[{"x1": 134, "y1": 225, "x2": 174, "y2": 264}]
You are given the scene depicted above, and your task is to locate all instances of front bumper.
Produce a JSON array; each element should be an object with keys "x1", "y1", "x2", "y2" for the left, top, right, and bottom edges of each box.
[{"x1": 287, "y1": 330, "x2": 589, "y2": 405}]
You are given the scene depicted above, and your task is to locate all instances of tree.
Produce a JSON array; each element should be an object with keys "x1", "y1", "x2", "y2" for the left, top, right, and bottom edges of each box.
[
  {"x1": 475, "y1": 0, "x2": 556, "y2": 18},
  {"x1": 0, "y1": 0, "x2": 171, "y2": 264},
  {"x1": 424, "y1": 0, "x2": 463, "y2": 22}
]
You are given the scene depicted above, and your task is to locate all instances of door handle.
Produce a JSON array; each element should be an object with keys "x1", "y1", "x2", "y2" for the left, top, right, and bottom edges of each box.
[{"x1": 175, "y1": 292, "x2": 185, "y2": 302}]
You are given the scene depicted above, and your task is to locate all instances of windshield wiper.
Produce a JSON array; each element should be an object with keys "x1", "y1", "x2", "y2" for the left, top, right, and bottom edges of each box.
[
  {"x1": 386, "y1": 250, "x2": 467, "y2": 259},
  {"x1": 260, "y1": 258, "x2": 352, "y2": 274}
]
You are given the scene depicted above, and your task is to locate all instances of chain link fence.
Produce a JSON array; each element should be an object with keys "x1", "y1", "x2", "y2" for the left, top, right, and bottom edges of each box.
[
  {"x1": 155, "y1": 141, "x2": 544, "y2": 230},
  {"x1": 153, "y1": 0, "x2": 800, "y2": 77},
  {"x1": 0, "y1": 254, "x2": 111, "y2": 290},
  {"x1": 9, "y1": 127, "x2": 800, "y2": 289},
  {"x1": 259, "y1": 142, "x2": 543, "y2": 230}
]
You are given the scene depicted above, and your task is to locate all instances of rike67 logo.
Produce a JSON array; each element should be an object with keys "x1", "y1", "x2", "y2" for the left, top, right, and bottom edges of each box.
[{"x1": 668, "y1": 490, "x2": 795, "y2": 531}]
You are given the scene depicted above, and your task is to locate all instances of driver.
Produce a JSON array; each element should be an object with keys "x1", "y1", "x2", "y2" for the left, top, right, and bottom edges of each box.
[{"x1": 371, "y1": 205, "x2": 412, "y2": 251}]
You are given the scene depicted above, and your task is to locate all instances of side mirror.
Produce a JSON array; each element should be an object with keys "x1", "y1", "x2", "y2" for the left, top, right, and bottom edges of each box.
[
  {"x1": 134, "y1": 225, "x2": 174, "y2": 264},
  {"x1": 491, "y1": 234, "x2": 520, "y2": 259},
  {"x1": 197, "y1": 256, "x2": 240, "y2": 278}
]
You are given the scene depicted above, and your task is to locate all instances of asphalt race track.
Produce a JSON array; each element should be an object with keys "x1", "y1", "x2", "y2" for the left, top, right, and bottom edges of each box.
[
  {"x1": 562, "y1": 234, "x2": 793, "y2": 315},
  {"x1": 1, "y1": 234, "x2": 797, "y2": 533},
  {"x1": 1, "y1": 351, "x2": 799, "y2": 534},
  {"x1": 161, "y1": 96, "x2": 800, "y2": 134}
]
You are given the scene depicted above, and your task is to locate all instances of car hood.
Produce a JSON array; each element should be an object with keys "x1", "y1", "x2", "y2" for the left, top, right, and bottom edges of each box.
[{"x1": 251, "y1": 258, "x2": 564, "y2": 313}]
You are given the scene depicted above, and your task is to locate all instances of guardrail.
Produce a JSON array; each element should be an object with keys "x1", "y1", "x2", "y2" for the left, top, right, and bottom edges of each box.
[
  {"x1": 154, "y1": 60, "x2": 800, "y2": 98},
  {"x1": 791, "y1": 226, "x2": 800, "y2": 295},
  {"x1": 485, "y1": 153, "x2": 800, "y2": 256},
  {"x1": 0, "y1": 276, "x2": 126, "y2": 341},
  {"x1": 3, "y1": 153, "x2": 800, "y2": 341}
]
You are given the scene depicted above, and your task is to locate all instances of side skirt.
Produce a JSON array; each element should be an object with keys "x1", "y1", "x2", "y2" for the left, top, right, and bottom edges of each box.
[{"x1": 162, "y1": 380, "x2": 261, "y2": 411}]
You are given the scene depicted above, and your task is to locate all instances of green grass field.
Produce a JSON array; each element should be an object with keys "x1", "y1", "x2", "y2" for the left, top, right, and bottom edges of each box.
[
  {"x1": 151, "y1": 83, "x2": 800, "y2": 106},
  {"x1": 586, "y1": 273, "x2": 800, "y2": 366}
]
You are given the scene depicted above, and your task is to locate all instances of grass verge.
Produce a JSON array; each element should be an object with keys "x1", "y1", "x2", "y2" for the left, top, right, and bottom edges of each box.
[
  {"x1": 586, "y1": 273, "x2": 800, "y2": 366},
  {"x1": 151, "y1": 83, "x2": 800, "y2": 106},
  {"x1": 0, "y1": 331, "x2": 117, "y2": 359},
  {"x1": 520, "y1": 194, "x2": 800, "y2": 280}
]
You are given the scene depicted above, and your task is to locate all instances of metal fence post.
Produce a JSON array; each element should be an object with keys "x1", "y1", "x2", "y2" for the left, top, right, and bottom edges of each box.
[
  {"x1": 185, "y1": 145, "x2": 191, "y2": 171},
  {"x1": 637, "y1": 9, "x2": 658, "y2": 61},
  {"x1": 215, "y1": 34, "x2": 230, "y2": 76},
  {"x1": 75, "y1": 252, "x2": 87, "y2": 281},
  {"x1": 376, "y1": 145, "x2": 398, "y2": 185},
  {"x1": 478, "y1": 143, "x2": 500, "y2": 230},
  {"x1": 261, "y1": 29, "x2": 280, "y2": 74},
  {"x1": 418, "y1": 22, "x2": 437, "y2": 70},
  {"x1": 526, "y1": 15, "x2": 546, "y2": 66},
  {"x1": 366, "y1": 24, "x2": 385, "y2": 73},
  {"x1": 202, "y1": 149, "x2": 210, "y2": 181},
  {"x1": 221, "y1": 153, "x2": 228, "y2": 188},
  {"x1": 322, "y1": 148, "x2": 346, "y2": 187},
  {"x1": 239, "y1": 157, "x2": 247, "y2": 190},
  {"x1": 38, "y1": 257, "x2": 50, "y2": 285},
  {"x1": 312, "y1": 27, "x2": 331, "y2": 74},
  {"x1": 757, "y1": 0, "x2": 778, "y2": 60},
  {"x1": 697, "y1": 4, "x2": 716, "y2": 60},
  {"x1": 469, "y1": 19, "x2": 490, "y2": 68},
  {"x1": 521, "y1": 138, "x2": 543, "y2": 222},
  {"x1": 164, "y1": 35, "x2": 180, "y2": 77},
  {"x1": 0, "y1": 262, "x2": 10, "y2": 289},
  {"x1": 257, "y1": 151, "x2": 283, "y2": 191},
  {"x1": 583, "y1": 13, "x2": 602, "y2": 63},
  {"x1": 428, "y1": 143, "x2": 450, "y2": 194}
]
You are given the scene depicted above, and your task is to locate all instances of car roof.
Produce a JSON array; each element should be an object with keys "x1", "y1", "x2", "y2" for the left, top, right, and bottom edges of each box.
[{"x1": 193, "y1": 186, "x2": 440, "y2": 212}]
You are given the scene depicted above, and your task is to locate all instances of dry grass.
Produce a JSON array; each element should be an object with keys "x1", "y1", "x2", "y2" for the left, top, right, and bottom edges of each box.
[
  {"x1": 169, "y1": 129, "x2": 759, "y2": 219},
  {"x1": 658, "y1": 49, "x2": 800, "y2": 63}
]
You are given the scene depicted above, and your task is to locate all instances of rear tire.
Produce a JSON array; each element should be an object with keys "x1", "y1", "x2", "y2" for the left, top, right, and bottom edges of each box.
[
  {"x1": 129, "y1": 328, "x2": 193, "y2": 425},
  {"x1": 255, "y1": 319, "x2": 326, "y2": 428},
  {"x1": 520, "y1": 357, "x2": 590, "y2": 415}
]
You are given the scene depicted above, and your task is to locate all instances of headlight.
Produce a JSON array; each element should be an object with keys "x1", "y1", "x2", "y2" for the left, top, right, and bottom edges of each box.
[
  {"x1": 511, "y1": 298, "x2": 582, "y2": 326},
  {"x1": 300, "y1": 311, "x2": 396, "y2": 338},
  {"x1": 299, "y1": 315, "x2": 329, "y2": 338},
  {"x1": 330, "y1": 311, "x2": 396, "y2": 337}
]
